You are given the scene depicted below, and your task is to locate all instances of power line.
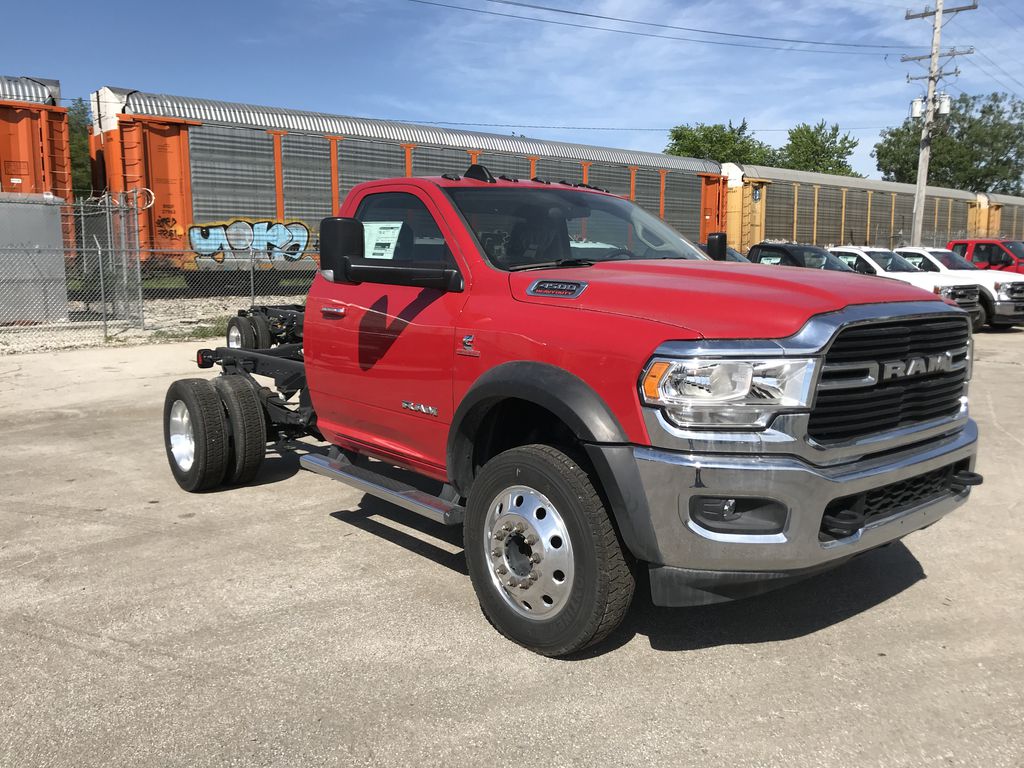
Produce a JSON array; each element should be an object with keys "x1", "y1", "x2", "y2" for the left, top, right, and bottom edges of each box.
[
  {"x1": 481, "y1": 0, "x2": 915, "y2": 49},
  {"x1": 986, "y1": 0, "x2": 1024, "y2": 26},
  {"x1": 403, "y1": 0, "x2": 909, "y2": 56},
  {"x1": 974, "y1": 48, "x2": 1024, "y2": 94}
]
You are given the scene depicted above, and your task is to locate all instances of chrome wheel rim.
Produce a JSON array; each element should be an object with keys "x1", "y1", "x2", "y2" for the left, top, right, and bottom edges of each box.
[
  {"x1": 168, "y1": 399, "x2": 195, "y2": 471},
  {"x1": 484, "y1": 485, "x2": 574, "y2": 620},
  {"x1": 227, "y1": 325, "x2": 242, "y2": 348}
]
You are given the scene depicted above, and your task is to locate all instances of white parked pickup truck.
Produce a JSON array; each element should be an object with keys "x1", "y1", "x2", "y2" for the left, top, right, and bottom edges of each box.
[
  {"x1": 830, "y1": 246, "x2": 983, "y2": 329},
  {"x1": 896, "y1": 246, "x2": 1024, "y2": 330}
]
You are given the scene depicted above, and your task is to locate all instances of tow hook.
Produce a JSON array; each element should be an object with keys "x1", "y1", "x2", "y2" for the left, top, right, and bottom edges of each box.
[{"x1": 950, "y1": 470, "x2": 983, "y2": 493}]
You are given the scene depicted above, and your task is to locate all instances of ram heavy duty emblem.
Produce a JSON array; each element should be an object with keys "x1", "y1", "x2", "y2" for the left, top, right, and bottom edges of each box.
[
  {"x1": 402, "y1": 401, "x2": 439, "y2": 417},
  {"x1": 880, "y1": 351, "x2": 954, "y2": 381}
]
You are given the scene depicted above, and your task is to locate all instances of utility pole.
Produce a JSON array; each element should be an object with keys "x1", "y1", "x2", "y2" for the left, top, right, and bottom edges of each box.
[{"x1": 902, "y1": 1, "x2": 976, "y2": 245}]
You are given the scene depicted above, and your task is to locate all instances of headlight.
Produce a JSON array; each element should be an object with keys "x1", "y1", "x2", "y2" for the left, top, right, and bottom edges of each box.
[
  {"x1": 995, "y1": 282, "x2": 1011, "y2": 301},
  {"x1": 934, "y1": 285, "x2": 955, "y2": 297},
  {"x1": 640, "y1": 357, "x2": 819, "y2": 429}
]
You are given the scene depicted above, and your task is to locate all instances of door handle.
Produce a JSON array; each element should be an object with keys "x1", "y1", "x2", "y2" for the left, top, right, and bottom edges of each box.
[{"x1": 321, "y1": 305, "x2": 347, "y2": 318}]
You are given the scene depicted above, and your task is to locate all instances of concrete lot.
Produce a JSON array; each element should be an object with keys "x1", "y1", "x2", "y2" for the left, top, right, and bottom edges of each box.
[{"x1": 1, "y1": 330, "x2": 1022, "y2": 768}]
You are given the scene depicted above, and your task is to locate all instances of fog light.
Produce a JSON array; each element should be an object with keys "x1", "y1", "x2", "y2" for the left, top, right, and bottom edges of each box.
[{"x1": 689, "y1": 496, "x2": 788, "y2": 535}]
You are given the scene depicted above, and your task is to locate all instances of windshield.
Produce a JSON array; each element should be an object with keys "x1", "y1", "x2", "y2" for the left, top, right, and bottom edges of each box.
[
  {"x1": 927, "y1": 249, "x2": 977, "y2": 270},
  {"x1": 866, "y1": 250, "x2": 920, "y2": 272},
  {"x1": 445, "y1": 187, "x2": 709, "y2": 270},
  {"x1": 794, "y1": 245, "x2": 853, "y2": 271},
  {"x1": 1004, "y1": 241, "x2": 1024, "y2": 260}
]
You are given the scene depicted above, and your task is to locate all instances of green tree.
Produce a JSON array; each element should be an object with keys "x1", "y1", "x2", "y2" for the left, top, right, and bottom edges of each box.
[
  {"x1": 873, "y1": 92, "x2": 1024, "y2": 194},
  {"x1": 67, "y1": 97, "x2": 92, "y2": 196},
  {"x1": 776, "y1": 120, "x2": 860, "y2": 176},
  {"x1": 664, "y1": 119, "x2": 777, "y2": 165}
]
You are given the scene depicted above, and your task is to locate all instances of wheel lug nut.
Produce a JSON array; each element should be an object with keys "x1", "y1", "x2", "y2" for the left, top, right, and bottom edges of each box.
[
  {"x1": 495, "y1": 565, "x2": 507, "y2": 575},
  {"x1": 491, "y1": 548, "x2": 502, "y2": 557},
  {"x1": 519, "y1": 580, "x2": 531, "y2": 590},
  {"x1": 525, "y1": 534, "x2": 538, "y2": 545},
  {"x1": 493, "y1": 531, "x2": 506, "y2": 541},
  {"x1": 529, "y1": 553, "x2": 542, "y2": 564},
  {"x1": 502, "y1": 523, "x2": 513, "y2": 532},
  {"x1": 506, "y1": 578, "x2": 516, "y2": 587},
  {"x1": 513, "y1": 522, "x2": 525, "y2": 533},
  {"x1": 529, "y1": 570, "x2": 539, "y2": 581}
]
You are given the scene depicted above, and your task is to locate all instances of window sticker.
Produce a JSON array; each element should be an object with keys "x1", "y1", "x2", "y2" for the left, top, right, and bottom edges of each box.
[{"x1": 362, "y1": 221, "x2": 403, "y2": 259}]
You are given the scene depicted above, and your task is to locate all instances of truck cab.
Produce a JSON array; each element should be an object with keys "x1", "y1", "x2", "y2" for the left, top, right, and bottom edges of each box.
[
  {"x1": 948, "y1": 239, "x2": 1024, "y2": 274},
  {"x1": 165, "y1": 167, "x2": 982, "y2": 657},
  {"x1": 897, "y1": 246, "x2": 1024, "y2": 329}
]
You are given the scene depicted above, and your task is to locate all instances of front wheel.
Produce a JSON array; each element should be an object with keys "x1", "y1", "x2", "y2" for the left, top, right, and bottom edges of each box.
[{"x1": 464, "y1": 444, "x2": 635, "y2": 656}]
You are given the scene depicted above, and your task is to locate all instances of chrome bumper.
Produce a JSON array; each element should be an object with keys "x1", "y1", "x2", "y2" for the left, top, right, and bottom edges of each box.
[
  {"x1": 993, "y1": 299, "x2": 1024, "y2": 324},
  {"x1": 628, "y1": 420, "x2": 978, "y2": 605}
]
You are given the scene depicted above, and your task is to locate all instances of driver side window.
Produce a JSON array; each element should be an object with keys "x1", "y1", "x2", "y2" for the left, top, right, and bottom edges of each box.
[
  {"x1": 973, "y1": 243, "x2": 997, "y2": 265},
  {"x1": 355, "y1": 192, "x2": 453, "y2": 265}
]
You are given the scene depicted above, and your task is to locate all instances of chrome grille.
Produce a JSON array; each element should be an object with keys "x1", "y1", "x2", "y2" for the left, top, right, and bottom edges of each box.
[
  {"x1": 809, "y1": 315, "x2": 971, "y2": 443},
  {"x1": 947, "y1": 284, "x2": 980, "y2": 313}
]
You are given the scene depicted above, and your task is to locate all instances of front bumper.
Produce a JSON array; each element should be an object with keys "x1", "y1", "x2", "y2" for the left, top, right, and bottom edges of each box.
[
  {"x1": 992, "y1": 299, "x2": 1024, "y2": 325},
  {"x1": 589, "y1": 420, "x2": 978, "y2": 607}
]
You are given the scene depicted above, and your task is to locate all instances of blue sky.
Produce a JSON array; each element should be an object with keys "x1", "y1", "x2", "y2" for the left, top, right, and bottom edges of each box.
[{"x1": 7, "y1": 0, "x2": 1023, "y2": 176}]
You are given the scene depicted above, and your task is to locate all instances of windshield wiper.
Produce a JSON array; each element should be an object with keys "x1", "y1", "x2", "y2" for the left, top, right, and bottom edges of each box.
[{"x1": 508, "y1": 258, "x2": 595, "y2": 272}]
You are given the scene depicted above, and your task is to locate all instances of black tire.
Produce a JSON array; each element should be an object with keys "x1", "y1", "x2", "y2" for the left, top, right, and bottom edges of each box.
[
  {"x1": 976, "y1": 301, "x2": 990, "y2": 330},
  {"x1": 464, "y1": 444, "x2": 635, "y2": 657},
  {"x1": 250, "y1": 313, "x2": 273, "y2": 348},
  {"x1": 213, "y1": 375, "x2": 267, "y2": 485},
  {"x1": 164, "y1": 378, "x2": 229, "y2": 492},
  {"x1": 226, "y1": 316, "x2": 257, "y2": 349}
]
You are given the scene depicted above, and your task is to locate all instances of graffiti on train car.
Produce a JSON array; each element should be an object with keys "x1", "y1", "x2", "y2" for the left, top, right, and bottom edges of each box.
[{"x1": 188, "y1": 219, "x2": 313, "y2": 268}]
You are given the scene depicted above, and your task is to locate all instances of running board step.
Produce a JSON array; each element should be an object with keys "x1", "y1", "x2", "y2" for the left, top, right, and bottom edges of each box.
[{"x1": 300, "y1": 453, "x2": 465, "y2": 525}]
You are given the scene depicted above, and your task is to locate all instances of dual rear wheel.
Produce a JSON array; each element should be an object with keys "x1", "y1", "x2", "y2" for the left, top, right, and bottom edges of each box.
[{"x1": 164, "y1": 376, "x2": 266, "y2": 492}]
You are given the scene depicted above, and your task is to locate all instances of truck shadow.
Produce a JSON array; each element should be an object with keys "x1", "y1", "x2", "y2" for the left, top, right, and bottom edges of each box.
[
  {"x1": 328, "y1": 496, "x2": 468, "y2": 576},
  {"x1": 582, "y1": 540, "x2": 925, "y2": 657},
  {"x1": 327, "y1": 483, "x2": 926, "y2": 656}
]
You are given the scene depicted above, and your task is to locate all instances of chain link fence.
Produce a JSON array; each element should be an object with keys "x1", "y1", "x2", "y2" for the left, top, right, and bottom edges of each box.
[{"x1": 0, "y1": 193, "x2": 315, "y2": 355}]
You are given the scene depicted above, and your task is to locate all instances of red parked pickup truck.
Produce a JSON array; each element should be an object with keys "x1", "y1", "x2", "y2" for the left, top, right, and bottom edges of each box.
[
  {"x1": 947, "y1": 238, "x2": 1024, "y2": 274},
  {"x1": 164, "y1": 165, "x2": 981, "y2": 656}
]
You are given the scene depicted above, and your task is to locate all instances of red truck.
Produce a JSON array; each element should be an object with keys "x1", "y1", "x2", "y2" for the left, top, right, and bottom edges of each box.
[
  {"x1": 164, "y1": 165, "x2": 982, "y2": 656},
  {"x1": 947, "y1": 238, "x2": 1024, "y2": 274}
]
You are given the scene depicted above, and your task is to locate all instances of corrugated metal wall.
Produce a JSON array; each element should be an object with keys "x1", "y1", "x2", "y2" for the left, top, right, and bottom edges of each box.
[
  {"x1": 587, "y1": 163, "x2": 630, "y2": 198},
  {"x1": 869, "y1": 192, "x2": 891, "y2": 246},
  {"x1": 795, "y1": 185, "x2": 814, "y2": 243},
  {"x1": 816, "y1": 186, "x2": 842, "y2": 246},
  {"x1": 339, "y1": 139, "x2": 405, "y2": 199},
  {"x1": 476, "y1": 151, "x2": 531, "y2": 180},
  {"x1": 411, "y1": 145, "x2": 472, "y2": 177},
  {"x1": 536, "y1": 157, "x2": 582, "y2": 185},
  {"x1": 843, "y1": 189, "x2": 868, "y2": 245},
  {"x1": 893, "y1": 193, "x2": 914, "y2": 246},
  {"x1": 633, "y1": 168, "x2": 661, "y2": 221},
  {"x1": 282, "y1": 133, "x2": 331, "y2": 225},
  {"x1": 189, "y1": 125, "x2": 276, "y2": 221},
  {"x1": 765, "y1": 183, "x2": 794, "y2": 241},
  {"x1": 664, "y1": 173, "x2": 700, "y2": 241}
]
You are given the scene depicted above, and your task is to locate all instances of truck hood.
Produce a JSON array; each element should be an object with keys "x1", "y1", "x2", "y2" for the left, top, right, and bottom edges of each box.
[
  {"x1": 876, "y1": 271, "x2": 974, "y2": 291},
  {"x1": 939, "y1": 268, "x2": 1024, "y2": 288},
  {"x1": 508, "y1": 261, "x2": 940, "y2": 339}
]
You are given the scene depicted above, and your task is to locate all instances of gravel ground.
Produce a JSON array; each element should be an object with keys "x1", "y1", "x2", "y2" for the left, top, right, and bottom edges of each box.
[{"x1": 0, "y1": 330, "x2": 1021, "y2": 767}]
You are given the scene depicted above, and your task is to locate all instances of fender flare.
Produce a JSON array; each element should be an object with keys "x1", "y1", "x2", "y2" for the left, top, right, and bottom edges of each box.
[{"x1": 447, "y1": 362, "x2": 662, "y2": 564}]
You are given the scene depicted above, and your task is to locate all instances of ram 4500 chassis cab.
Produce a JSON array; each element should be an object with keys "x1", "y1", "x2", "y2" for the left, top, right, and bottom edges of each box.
[{"x1": 164, "y1": 165, "x2": 981, "y2": 656}]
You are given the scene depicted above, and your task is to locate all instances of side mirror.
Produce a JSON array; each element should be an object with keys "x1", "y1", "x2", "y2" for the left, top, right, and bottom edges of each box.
[
  {"x1": 319, "y1": 217, "x2": 364, "y2": 281},
  {"x1": 706, "y1": 232, "x2": 727, "y2": 261},
  {"x1": 856, "y1": 262, "x2": 875, "y2": 275}
]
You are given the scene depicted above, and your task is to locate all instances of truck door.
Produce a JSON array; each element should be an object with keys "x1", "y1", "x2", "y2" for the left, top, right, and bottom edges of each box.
[{"x1": 305, "y1": 188, "x2": 469, "y2": 474}]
